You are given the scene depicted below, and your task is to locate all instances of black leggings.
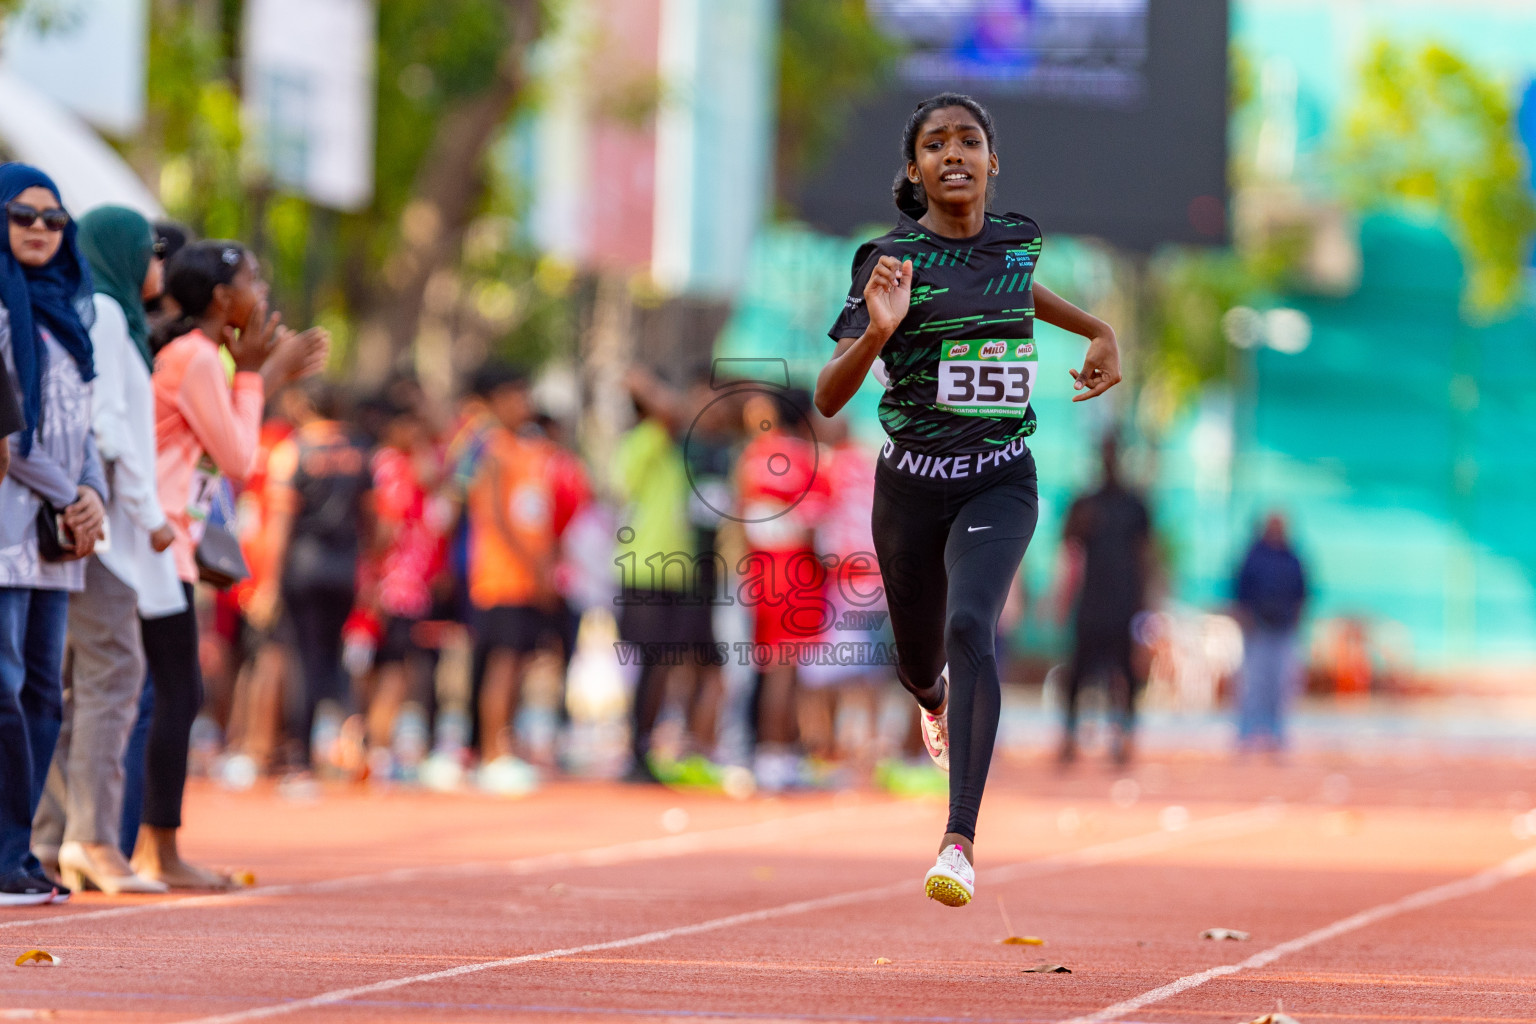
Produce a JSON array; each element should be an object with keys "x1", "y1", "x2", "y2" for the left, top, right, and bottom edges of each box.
[
  {"x1": 140, "y1": 583, "x2": 201, "y2": 830},
  {"x1": 872, "y1": 450, "x2": 1038, "y2": 843}
]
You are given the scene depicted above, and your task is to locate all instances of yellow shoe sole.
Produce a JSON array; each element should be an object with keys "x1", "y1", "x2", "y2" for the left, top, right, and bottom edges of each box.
[{"x1": 924, "y1": 874, "x2": 972, "y2": 907}]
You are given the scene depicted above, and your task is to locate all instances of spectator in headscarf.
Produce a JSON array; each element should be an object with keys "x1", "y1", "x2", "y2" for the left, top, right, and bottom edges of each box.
[
  {"x1": 0, "y1": 164, "x2": 107, "y2": 906},
  {"x1": 31, "y1": 206, "x2": 176, "y2": 894}
]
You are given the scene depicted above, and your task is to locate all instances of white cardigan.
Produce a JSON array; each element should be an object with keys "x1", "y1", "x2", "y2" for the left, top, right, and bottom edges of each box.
[{"x1": 89, "y1": 294, "x2": 186, "y2": 618}]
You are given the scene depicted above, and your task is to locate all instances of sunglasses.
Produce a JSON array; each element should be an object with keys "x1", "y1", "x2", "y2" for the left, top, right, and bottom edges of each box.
[{"x1": 6, "y1": 202, "x2": 70, "y2": 232}]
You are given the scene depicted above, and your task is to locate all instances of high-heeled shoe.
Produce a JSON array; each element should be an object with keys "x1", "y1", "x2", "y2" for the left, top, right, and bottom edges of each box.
[{"x1": 58, "y1": 841, "x2": 169, "y2": 895}]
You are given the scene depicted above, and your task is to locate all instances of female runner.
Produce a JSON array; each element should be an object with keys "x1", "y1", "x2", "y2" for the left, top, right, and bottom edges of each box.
[{"x1": 814, "y1": 93, "x2": 1122, "y2": 907}]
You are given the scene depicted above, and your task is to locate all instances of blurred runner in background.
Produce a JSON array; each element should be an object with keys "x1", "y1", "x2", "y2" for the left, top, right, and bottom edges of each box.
[
  {"x1": 465, "y1": 365, "x2": 555, "y2": 794},
  {"x1": 612, "y1": 368, "x2": 722, "y2": 787},
  {"x1": 797, "y1": 414, "x2": 885, "y2": 772},
  {"x1": 1058, "y1": 433, "x2": 1152, "y2": 767},
  {"x1": 534, "y1": 410, "x2": 592, "y2": 768},
  {"x1": 736, "y1": 386, "x2": 828, "y2": 793},
  {"x1": 364, "y1": 393, "x2": 447, "y2": 779},
  {"x1": 251, "y1": 380, "x2": 374, "y2": 778},
  {"x1": 219, "y1": 412, "x2": 295, "y2": 781}
]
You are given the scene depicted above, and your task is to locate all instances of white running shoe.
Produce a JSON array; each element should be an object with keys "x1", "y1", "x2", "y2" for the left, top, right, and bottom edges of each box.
[
  {"x1": 920, "y1": 665, "x2": 950, "y2": 774},
  {"x1": 924, "y1": 844, "x2": 974, "y2": 907}
]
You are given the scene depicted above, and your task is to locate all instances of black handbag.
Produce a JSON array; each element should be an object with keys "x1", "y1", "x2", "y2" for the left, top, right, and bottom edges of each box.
[
  {"x1": 35, "y1": 503, "x2": 72, "y2": 562},
  {"x1": 195, "y1": 521, "x2": 249, "y2": 590},
  {"x1": 194, "y1": 478, "x2": 250, "y2": 590}
]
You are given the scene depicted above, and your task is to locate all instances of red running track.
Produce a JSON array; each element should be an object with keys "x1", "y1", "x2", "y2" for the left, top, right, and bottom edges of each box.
[{"x1": 2, "y1": 752, "x2": 1534, "y2": 1023}]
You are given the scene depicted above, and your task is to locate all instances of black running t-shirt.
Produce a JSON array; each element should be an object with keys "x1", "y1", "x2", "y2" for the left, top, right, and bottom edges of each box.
[{"x1": 828, "y1": 210, "x2": 1043, "y2": 456}]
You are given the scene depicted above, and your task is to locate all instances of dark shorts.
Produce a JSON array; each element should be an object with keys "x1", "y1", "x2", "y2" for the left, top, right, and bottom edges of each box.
[
  {"x1": 474, "y1": 604, "x2": 546, "y2": 656},
  {"x1": 617, "y1": 593, "x2": 715, "y2": 648},
  {"x1": 375, "y1": 615, "x2": 422, "y2": 666}
]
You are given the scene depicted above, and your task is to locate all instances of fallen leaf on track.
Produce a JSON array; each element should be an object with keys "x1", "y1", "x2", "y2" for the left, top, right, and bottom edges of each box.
[
  {"x1": 1245, "y1": 1015, "x2": 1300, "y2": 1024},
  {"x1": 13, "y1": 950, "x2": 59, "y2": 966},
  {"x1": 231, "y1": 871, "x2": 256, "y2": 888},
  {"x1": 1000, "y1": 936, "x2": 1045, "y2": 945},
  {"x1": 1201, "y1": 928, "x2": 1251, "y2": 941},
  {"x1": 874, "y1": 957, "x2": 891, "y2": 965},
  {"x1": 1022, "y1": 963, "x2": 1071, "y2": 973}
]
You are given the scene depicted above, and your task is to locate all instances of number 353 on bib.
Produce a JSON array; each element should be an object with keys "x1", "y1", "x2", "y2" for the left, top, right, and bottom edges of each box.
[{"x1": 936, "y1": 340, "x2": 1037, "y2": 418}]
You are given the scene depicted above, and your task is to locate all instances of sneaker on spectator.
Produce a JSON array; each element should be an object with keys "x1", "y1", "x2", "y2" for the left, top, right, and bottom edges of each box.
[
  {"x1": 478, "y1": 755, "x2": 539, "y2": 797},
  {"x1": 31, "y1": 871, "x2": 68, "y2": 904},
  {"x1": 0, "y1": 872, "x2": 55, "y2": 907}
]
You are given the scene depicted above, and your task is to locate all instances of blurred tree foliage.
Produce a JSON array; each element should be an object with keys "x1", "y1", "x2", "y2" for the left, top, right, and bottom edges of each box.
[
  {"x1": 1339, "y1": 39, "x2": 1536, "y2": 318},
  {"x1": 775, "y1": 0, "x2": 902, "y2": 212},
  {"x1": 120, "y1": 0, "x2": 568, "y2": 389},
  {"x1": 1135, "y1": 45, "x2": 1277, "y2": 432},
  {"x1": 1139, "y1": 248, "x2": 1259, "y2": 430}
]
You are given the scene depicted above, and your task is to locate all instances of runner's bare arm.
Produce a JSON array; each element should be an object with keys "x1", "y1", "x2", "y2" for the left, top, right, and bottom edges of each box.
[
  {"x1": 815, "y1": 255, "x2": 913, "y2": 416},
  {"x1": 1034, "y1": 283, "x2": 1121, "y2": 402}
]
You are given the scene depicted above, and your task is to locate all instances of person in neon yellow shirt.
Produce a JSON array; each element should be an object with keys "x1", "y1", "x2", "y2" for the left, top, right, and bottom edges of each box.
[{"x1": 611, "y1": 373, "x2": 722, "y2": 787}]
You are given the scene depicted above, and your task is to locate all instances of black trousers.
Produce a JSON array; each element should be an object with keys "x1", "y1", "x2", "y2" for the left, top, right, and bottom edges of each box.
[
  {"x1": 283, "y1": 584, "x2": 356, "y2": 766},
  {"x1": 1063, "y1": 618, "x2": 1141, "y2": 733},
  {"x1": 871, "y1": 449, "x2": 1039, "y2": 843},
  {"x1": 140, "y1": 583, "x2": 200, "y2": 830}
]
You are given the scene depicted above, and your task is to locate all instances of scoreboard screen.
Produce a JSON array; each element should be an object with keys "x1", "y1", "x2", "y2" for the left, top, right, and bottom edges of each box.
[{"x1": 793, "y1": 0, "x2": 1229, "y2": 250}]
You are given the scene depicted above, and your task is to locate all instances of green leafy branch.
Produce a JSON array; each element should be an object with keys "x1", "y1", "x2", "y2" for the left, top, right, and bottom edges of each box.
[{"x1": 1338, "y1": 39, "x2": 1536, "y2": 318}]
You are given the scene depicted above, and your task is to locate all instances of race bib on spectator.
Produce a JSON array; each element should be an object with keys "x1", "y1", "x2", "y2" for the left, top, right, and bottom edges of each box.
[{"x1": 186, "y1": 455, "x2": 220, "y2": 544}]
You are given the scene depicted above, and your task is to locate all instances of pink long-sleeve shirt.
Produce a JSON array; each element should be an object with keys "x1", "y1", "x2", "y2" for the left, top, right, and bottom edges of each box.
[{"x1": 153, "y1": 329, "x2": 264, "y2": 584}]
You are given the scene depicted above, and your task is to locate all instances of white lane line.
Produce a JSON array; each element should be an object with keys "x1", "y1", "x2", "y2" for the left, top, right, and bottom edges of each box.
[
  {"x1": 173, "y1": 805, "x2": 1285, "y2": 1024},
  {"x1": 1060, "y1": 844, "x2": 1536, "y2": 1024},
  {"x1": 0, "y1": 801, "x2": 924, "y2": 933}
]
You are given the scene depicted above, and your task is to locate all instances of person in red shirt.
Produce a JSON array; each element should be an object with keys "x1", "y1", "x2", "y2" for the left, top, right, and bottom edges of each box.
[
  {"x1": 365, "y1": 396, "x2": 448, "y2": 770},
  {"x1": 798, "y1": 415, "x2": 888, "y2": 765},
  {"x1": 735, "y1": 387, "x2": 829, "y2": 791},
  {"x1": 534, "y1": 412, "x2": 591, "y2": 753}
]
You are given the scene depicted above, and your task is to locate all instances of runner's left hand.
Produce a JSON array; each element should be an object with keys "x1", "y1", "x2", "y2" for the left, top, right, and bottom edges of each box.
[{"x1": 1070, "y1": 334, "x2": 1121, "y2": 402}]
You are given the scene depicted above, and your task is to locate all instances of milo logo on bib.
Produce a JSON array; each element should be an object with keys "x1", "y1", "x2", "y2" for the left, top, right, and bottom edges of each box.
[{"x1": 936, "y1": 337, "x2": 1037, "y2": 419}]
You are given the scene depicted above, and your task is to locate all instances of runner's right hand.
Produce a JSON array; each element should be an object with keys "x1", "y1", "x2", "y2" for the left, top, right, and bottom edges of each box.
[{"x1": 863, "y1": 255, "x2": 913, "y2": 340}]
